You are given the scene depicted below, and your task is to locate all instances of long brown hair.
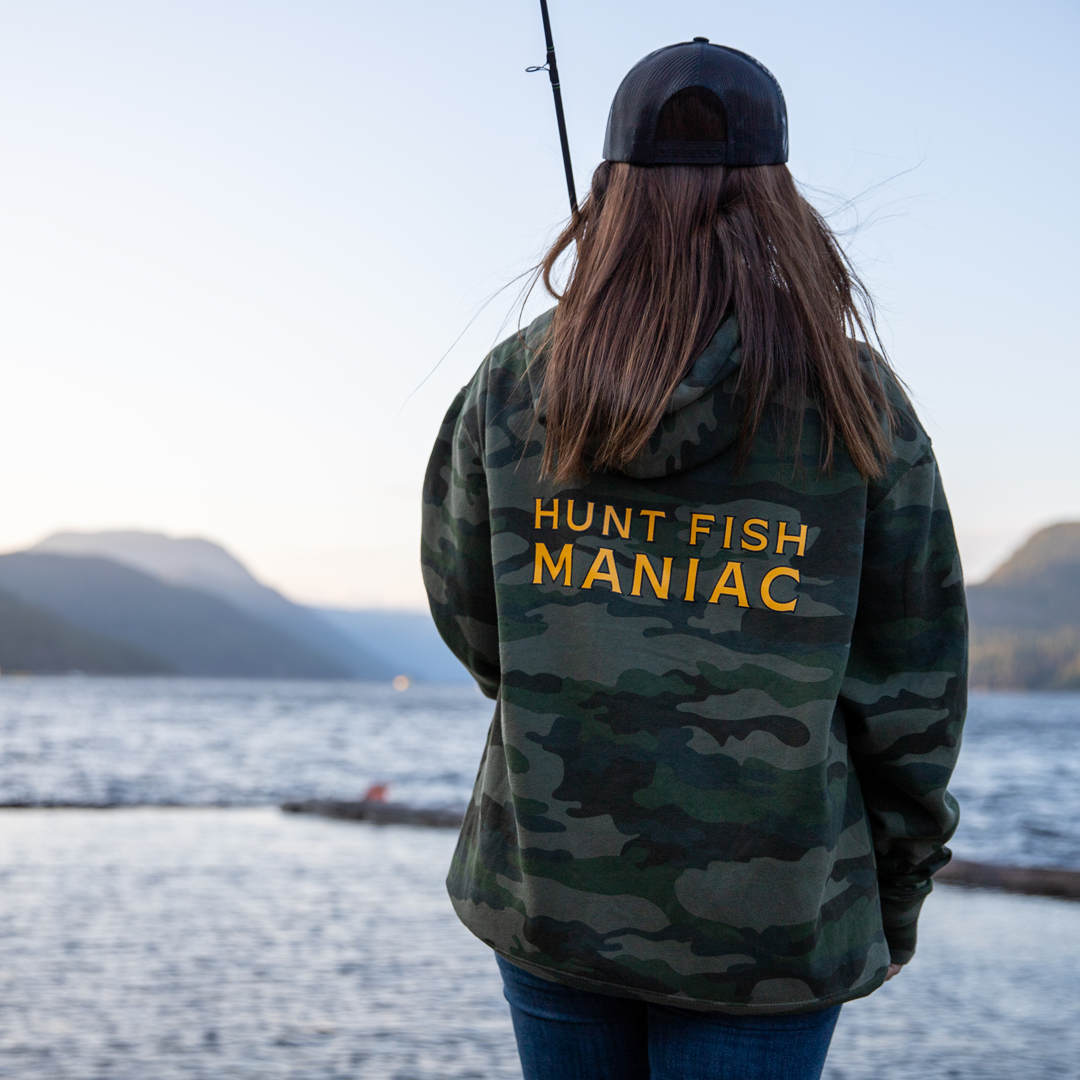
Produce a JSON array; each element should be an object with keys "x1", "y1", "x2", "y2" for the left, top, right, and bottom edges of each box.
[{"x1": 537, "y1": 131, "x2": 896, "y2": 484}]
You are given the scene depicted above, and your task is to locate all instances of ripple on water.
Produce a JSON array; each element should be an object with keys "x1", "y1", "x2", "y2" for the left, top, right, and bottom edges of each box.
[{"x1": 0, "y1": 809, "x2": 1078, "y2": 1079}]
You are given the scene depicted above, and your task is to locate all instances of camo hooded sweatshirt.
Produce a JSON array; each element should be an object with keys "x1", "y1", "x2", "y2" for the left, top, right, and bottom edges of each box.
[{"x1": 421, "y1": 309, "x2": 966, "y2": 1015}]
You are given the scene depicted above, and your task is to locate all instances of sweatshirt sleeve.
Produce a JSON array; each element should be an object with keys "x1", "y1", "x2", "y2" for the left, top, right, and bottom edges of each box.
[
  {"x1": 420, "y1": 385, "x2": 501, "y2": 698},
  {"x1": 839, "y1": 444, "x2": 968, "y2": 965}
]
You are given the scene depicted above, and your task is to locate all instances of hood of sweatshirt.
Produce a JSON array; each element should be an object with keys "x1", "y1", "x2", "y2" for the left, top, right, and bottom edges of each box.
[{"x1": 522, "y1": 308, "x2": 744, "y2": 480}]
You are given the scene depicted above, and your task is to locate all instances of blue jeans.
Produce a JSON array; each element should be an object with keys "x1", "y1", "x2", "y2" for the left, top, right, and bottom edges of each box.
[{"x1": 497, "y1": 955, "x2": 841, "y2": 1080}]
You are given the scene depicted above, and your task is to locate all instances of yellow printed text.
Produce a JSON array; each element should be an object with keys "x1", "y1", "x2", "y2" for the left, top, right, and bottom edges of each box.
[
  {"x1": 708, "y1": 561, "x2": 750, "y2": 607},
  {"x1": 631, "y1": 554, "x2": 672, "y2": 599},
  {"x1": 535, "y1": 499, "x2": 559, "y2": 530},
  {"x1": 534, "y1": 542, "x2": 573, "y2": 586},
  {"x1": 690, "y1": 514, "x2": 715, "y2": 545},
  {"x1": 581, "y1": 548, "x2": 622, "y2": 592},
  {"x1": 761, "y1": 566, "x2": 799, "y2": 612},
  {"x1": 741, "y1": 519, "x2": 769, "y2": 551},
  {"x1": 566, "y1": 500, "x2": 594, "y2": 532}
]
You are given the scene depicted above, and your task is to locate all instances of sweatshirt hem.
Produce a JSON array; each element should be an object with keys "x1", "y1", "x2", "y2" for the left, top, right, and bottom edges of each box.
[{"x1": 492, "y1": 947, "x2": 887, "y2": 1017}]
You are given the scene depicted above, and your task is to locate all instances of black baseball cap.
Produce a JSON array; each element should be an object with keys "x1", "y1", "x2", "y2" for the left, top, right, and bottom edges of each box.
[{"x1": 603, "y1": 38, "x2": 788, "y2": 167}]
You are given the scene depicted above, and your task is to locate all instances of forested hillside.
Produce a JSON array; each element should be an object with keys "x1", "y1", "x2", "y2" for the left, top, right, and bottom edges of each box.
[
  {"x1": 0, "y1": 553, "x2": 351, "y2": 678},
  {"x1": 967, "y1": 523, "x2": 1080, "y2": 689},
  {"x1": 0, "y1": 589, "x2": 171, "y2": 674}
]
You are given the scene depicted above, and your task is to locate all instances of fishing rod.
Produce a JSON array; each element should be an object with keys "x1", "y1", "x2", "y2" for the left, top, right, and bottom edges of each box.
[{"x1": 527, "y1": 0, "x2": 578, "y2": 218}]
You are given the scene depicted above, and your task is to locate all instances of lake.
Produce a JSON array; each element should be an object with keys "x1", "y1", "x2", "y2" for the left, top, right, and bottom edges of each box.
[{"x1": 0, "y1": 679, "x2": 1077, "y2": 1078}]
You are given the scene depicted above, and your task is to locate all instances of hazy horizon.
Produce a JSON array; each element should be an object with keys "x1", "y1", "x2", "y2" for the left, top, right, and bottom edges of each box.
[{"x1": 6, "y1": 517, "x2": 1073, "y2": 612}]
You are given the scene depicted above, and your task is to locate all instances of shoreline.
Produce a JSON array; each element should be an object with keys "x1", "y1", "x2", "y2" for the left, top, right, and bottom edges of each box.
[{"x1": 3, "y1": 803, "x2": 1078, "y2": 902}]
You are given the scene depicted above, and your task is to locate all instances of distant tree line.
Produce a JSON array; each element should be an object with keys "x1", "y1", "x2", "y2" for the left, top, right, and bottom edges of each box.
[{"x1": 965, "y1": 522, "x2": 1080, "y2": 691}]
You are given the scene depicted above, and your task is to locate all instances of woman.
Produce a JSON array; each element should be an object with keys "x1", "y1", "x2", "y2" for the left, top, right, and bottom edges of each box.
[{"x1": 421, "y1": 39, "x2": 966, "y2": 1080}]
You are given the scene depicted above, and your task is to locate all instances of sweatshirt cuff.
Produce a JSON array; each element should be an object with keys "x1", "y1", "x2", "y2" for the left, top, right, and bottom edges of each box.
[{"x1": 879, "y1": 882, "x2": 932, "y2": 965}]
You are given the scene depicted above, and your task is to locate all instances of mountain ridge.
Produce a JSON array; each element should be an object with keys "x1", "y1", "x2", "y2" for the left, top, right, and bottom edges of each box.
[
  {"x1": 967, "y1": 521, "x2": 1080, "y2": 689},
  {"x1": 11, "y1": 522, "x2": 1080, "y2": 689},
  {"x1": 980, "y1": 522, "x2": 1080, "y2": 586},
  {"x1": 31, "y1": 531, "x2": 393, "y2": 679},
  {"x1": 0, "y1": 553, "x2": 351, "y2": 678}
]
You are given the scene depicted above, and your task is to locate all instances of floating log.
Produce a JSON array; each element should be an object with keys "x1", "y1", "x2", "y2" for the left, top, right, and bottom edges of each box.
[
  {"x1": 935, "y1": 859, "x2": 1080, "y2": 900},
  {"x1": 281, "y1": 798, "x2": 464, "y2": 829}
]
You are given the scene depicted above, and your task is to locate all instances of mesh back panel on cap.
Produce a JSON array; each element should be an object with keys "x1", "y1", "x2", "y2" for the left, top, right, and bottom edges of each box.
[{"x1": 603, "y1": 40, "x2": 788, "y2": 166}]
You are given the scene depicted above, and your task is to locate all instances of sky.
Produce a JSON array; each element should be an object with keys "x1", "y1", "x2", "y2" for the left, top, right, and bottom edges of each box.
[{"x1": 0, "y1": 0, "x2": 1077, "y2": 609}]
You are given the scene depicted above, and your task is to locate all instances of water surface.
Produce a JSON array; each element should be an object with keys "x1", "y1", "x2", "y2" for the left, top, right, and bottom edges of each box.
[
  {"x1": 0, "y1": 809, "x2": 1077, "y2": 1080},
  {"x1": 0, "y1": 679, "x2": 1077, "y2": 1078},
  {"x1": 0, "y1": 679, "x2": 1076, "y2": 868}
]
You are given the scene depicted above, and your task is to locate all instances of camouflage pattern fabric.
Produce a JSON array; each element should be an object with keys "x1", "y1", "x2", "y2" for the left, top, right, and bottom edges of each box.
[{"x1": 421, "y1": 309, "x2": 967, "y2": 1014}]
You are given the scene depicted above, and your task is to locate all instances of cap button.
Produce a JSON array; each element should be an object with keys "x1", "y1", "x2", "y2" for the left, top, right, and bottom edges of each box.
[{"x1": 693, "y1": 36, "x2": 709, "y2": 43}]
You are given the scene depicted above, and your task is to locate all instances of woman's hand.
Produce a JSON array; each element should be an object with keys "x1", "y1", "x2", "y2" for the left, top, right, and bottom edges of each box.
[{"x1": 884, "y1": 964, "x2": 903, "y2": 981}]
